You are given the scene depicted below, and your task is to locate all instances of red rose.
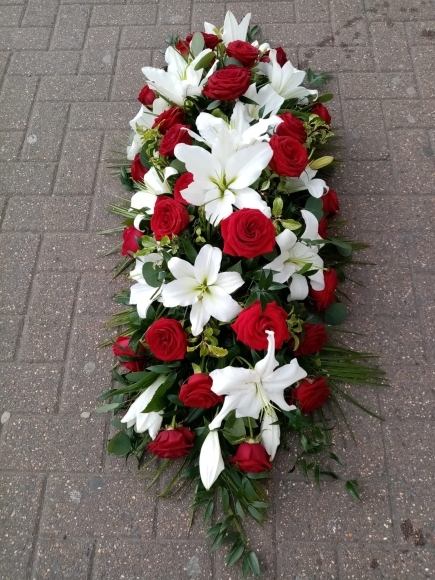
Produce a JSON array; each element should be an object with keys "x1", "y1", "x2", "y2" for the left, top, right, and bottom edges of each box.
[
  {"x1": 276, "y1": 112, "x2": 307, "y2": 144},
  {"x1": 293, "y1": 323, "x2": 328, "y2": 356},
  {"x1": 152, "y1": 106, "x2": 186, "y2": 134},
  {"x1": 145, "y1": 318, "x2": 187, "y2": 361},
  {"x1": 174, "y1": 172, "x2": 194, "y2": 205},
  {"x1": 150, "y1": 196, "x2": 190, "y2": 241},
  {"x1": 112, "y1": 336, "x2": 146, "y2": 372},
  {"x1": 322, "y1": 189, "x2": 339, "y2": 215},
  {"x1": 130, "y1": 153, "x2": 148, "y2": 182},
  {"x1": 221, "y1": 209, "x2": 276, "y2": 259},
  {"x1": 309, "y1": 269, "x2": 338, "y2": 311},
  {"x1": 148, "y1": 427, "x2": 194, "y2": 458},
  {"x1": 202, "y1": 65, "x2": 252, "y2": 101},
  {"x1": 269, "y1": 135, "x2": 308, "y2": 177},
  {"x1": 121, "y1": 226, "x2": 142, "y2": 256},
  {"x1": 176, "y1": 32, "x2": 221, "y2": 54},
  {"x1": 232, "y1": 301, "x2": 290, "y2": 350},
  {"x1": 318, "y1": 216, "x2": 328, "y2": 239},
  {"x1": 138, "y1": 85, "x2": 156, "y2": 107},
  {"x1": 158, "y1": 124, "x2": 192, "y2": 157},
  {"x1": 226, "y1": 40, "x2": 259, "y2": 68},
  {"x1": 292, "y1": 377, "x2": 330, "y2": 413},
  {"x1": 311, "y1": 103, "x2": 331, "y2": 125},
  {"x1": 260, "y1": 47, "x2": 287, "y2": 67},
  {"x1": 229, "y1": 442, "x2": 272, "y2": 473},
  {"x1": 178, "y1": 374, "x2": 224, "y2": 408}
]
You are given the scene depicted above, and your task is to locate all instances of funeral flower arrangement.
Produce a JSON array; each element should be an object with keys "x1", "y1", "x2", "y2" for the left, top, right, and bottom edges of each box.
[{"x1": 99, "y1": 10, "x2": 385, "y2": 577}]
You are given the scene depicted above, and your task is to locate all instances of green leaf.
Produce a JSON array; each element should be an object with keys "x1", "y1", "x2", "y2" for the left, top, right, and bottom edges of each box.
[
  {"x1": 221, "y1": 487, "x2": 230, "y2": 512},
  {"x1": 107, "y1": 432, "x2": 131, "y2": 456},
  {"x1": 194, "y1": 51, "x2": 215, "y2": 71},
  {"x1": 272, "y1": 196, "x2": 283, "y2": 217},
  {"x1": 317, "y1": 93, "x2": 334, "y2": 102},
  {"x1": 224, "y1": 418, "x2": 245, "y2": 439},
  {"x1": 95, "y1": 403, "x2": 121, "y2": 413},
  {"x1": 227, "y1": 260, "x2": 243, "y2": 275},
  {"x1": 206, "y1": 100, "x2": 221, "y2": 111},
  {"x1": 345, "y1": 479, "x2": 361, "y2": 501},
  {"x1": 142, "y1": 262, "x2": 162, "y2": 288},
  {"x1": 181, "y1": 237, "x2": 197, "y2": 263},
  {"x1": 190, "y1": 32, "x2": 205, "y2": 57},
  {"x1": 142, "y1": 371, "x2": 177, "y2": 413},
  {"x1": 170, "y1": 158, "x2": 186, "y2": 173},
  {"x1": 281, "y1": 219, "x2": 302, "y2": 231},
  {"x1": 324, "y1": 303, "x2": 347, "y2": 325},
  {"x1": 224, "y1": 57, "x2": 244, "y2": 67},
  {"x1": 331, "y1": 238, "x2": 353, "y2": 257},
  {"x1": 204, "y1": 500, "x2": 214, "y2": 522},
  {"x1": 305, "y1": 197, "x2": 323, "y2": 220},
  {"x1": 247, "y1": 505, "x2": 264, "y2": 521},
  {"x1": 227, "y1": 542, "x2": 245, "y2": 567},
  {"x1": 139, "y1": 147, "x2": 152, "y2": 170},
  {"x1": 247, "y1": 551, "x2": 261, "y2": 576},
  {"x1": 235, "y1": 500, "x2": 245, "y2": 519}
]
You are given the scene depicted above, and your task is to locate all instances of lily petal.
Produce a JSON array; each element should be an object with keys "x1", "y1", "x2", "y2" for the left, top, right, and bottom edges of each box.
[
  {"x1": 161, "y1": 278, "x2": 199, "y2": 307},
  {"x1": 199, "y1": 430, "x2": 225, "y2": 490}
]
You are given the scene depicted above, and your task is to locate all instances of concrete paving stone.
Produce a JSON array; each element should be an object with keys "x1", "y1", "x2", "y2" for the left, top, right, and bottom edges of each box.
[
  {"x1": 295, "y1": 0, "x2": 330, "y2": 22},
  {"x1": 412, "y1": 273, "x2": 435, "y2": 360},
  {"x1": 0, "y1": 51, "x2": 9, "y2": 78},
  {"x1": 261, "y1": 23, "x2": 334, "y2": 46},
  {"x1": 0, "y1": 362, "x2": 62, "y2": 413},
  {"x1": 69, "y1": 102, "x2": 137, "y2": 129},
  {"x1": 275, "y1": 479, "x2": 393, "y2": 542},
  {"x1": 158, "y1": 0, "x2": 192, "y2": 25},
  {"x1": 0, "y1": 5, "x2": 24, "y2": 26},
  {"x1": 0, "y1": 28, "x2": 50, "y2": 51},
  {"x1": 38, "y1": 234, "x2": 114, "y2": 271},
  {"x1": 0, "y1": 76, "x2": 39, "y2": 130},
  {"x1": 226, "y1": 2, "x2": 296, "y2": 23},
  {"x1": 411, "y1": 45, "x2": 435, "y2": 98},
  {"x1": 330, "y1": 160, "x2": 395, "y2": 196},
  {"x1": 0, "y1": 415, "x2": 104, "y2": 471},
  {"x1": 93, "y1": 540, "x2": 213, "y2": 579},
  {"x1": 330, "y1": 0, "x2": 369, "y2": 46},
  {"x1": 90, "y1": 163, "x2": 126, "y2": 230},
  {"x1": 21, "y1": 103, "x2": 69, "y2": 161},
  {"x1": 0, "y1": 474, "x2": 45, "y2": 579},
  {"x1": 342, "y1": 100, "x2": 389, "y2": 160},
  {"x1": 120, "y1": 24, "x2": 191, "y2": 49},
  {"x1": 9, "y1": 51, "x2": 81, "y2": 76},
  {"x1": 405, "y1": 21, "x2": 435, "y2": 45},
  {"x1": 41, "y1": 473, "x2": 156, "y2": 537},
  {"x1": 0, "y1": 130, "x2": 23, "y2": 160},
  {"x1": 111, "y1": 49, "x2": 151, "y2": 102},
  {"x1": 28, "y1": 272, "x2": 79, "y2": 315},
  {"x1": 339, "y1": 543, "x2": 435, "y2": 579},
  {"x1": 364, "y1": 0, "x2": 435, "y2": 22},
  {"x1": 277, "y1": 543, "x2": 338, "y2": 579},
  {"x1": 19, "y1": 312, "x2": 73, "y2": 362},
  {"x1": 0, "y1": 196, "x2": 5, "y2": 221},
  {"x1": 50, "y1": 5, "x2": 91, "y2": 50},
  {"x1": 2, "y1": 196, "x2": 91, "y2": 231},
  {"x1": 59, "y1": 315, "x2": 114, "y2": 412},
  {"x1": 77, "y1": 271, "x2": 124, "y2": 316},
  {"x1": 91, "y1": 5, "x2": 158, "y2": 26},
  {"x1": 385, "y1": 420, "x2": 434, "y2": 483},
  {"x1": 340, "y1": 72, "x2": 419, "y2": 100},
  {"x1": 33, "y1": 536, "x2": 94, "y2": 580},
  {"x1": 191, "y1": 3, "x2": 226, "y2": 29},
  {"x1": 0, "y1": 162, "x2": 56, "y2": 195},
  {"x1": 0, "y1": 233, "x2": 40, "y2": 315},
  {"x1": 100, "y1": 131, "x2": 129, "y2": 162},
  {"x1": 382, "y1": 99, "x2": 435, "y2": 129},
  {"x1": 389, "y1": 129, "x2": 435, "y2": 194},
  {"x1": 298, "y1": 46, "x2": 375, "y2": 72},
  {"x1": 151, "y1": 49, "x2": 167, "y2": 68},
  {"x1": 80, "y1": 27, "x2": 120, "y2": 75},
  {"x1": 21, "y1": 0, "x2": 58, "y2": 27},
  {"x1": 369, "y1": 21, "x2": 413, "y2": 71},
  {"x1": 38, "y1": 75, "x2": 111, "y2": 102},
  {"x1": 54, "y1": 130, "x2": 103, "y2": 195}
]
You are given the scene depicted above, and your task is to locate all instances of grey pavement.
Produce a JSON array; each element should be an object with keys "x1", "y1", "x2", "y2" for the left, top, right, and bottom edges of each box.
[{"x1": 1, "y1": 0, "x2": 435, "y2": 578}]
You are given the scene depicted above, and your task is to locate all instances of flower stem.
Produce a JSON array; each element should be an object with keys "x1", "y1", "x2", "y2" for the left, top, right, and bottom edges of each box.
[{"x1": 248, "y1": 417, "x2": 254, "y2": 439}]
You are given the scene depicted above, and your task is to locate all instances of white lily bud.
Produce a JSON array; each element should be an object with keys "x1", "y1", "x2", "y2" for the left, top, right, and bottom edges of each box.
[
  {"x1": 199, "y1": 430, "x2": 224, "y2": 490},
  {"x1": 261, "y1": 407, "x2": 280, "y2": 460}
]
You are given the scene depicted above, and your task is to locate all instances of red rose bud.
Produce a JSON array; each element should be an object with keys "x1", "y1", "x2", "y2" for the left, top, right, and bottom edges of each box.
[
  {"x1": 152, "y1": 106, "x2": 186, "y2": 134},
  {"x1": 150, "y1": 196, "x2": 190, "y2": 241},
  {"x1": 232, "y1": 301, "x2": 290, "y2": 350},
  {"x1": 158, "y1": 124, "x2": 192, "y2": 157},
  {"x1": 311, "y1": 103, "x2": 332, "y2": 125},
  {"x1": 178, "y1": 374, "x2": 224, "y2": 408},
  {"x1": 145, "y1": 318, "x2": 187, "y2": 361},
  {"x1": 148, "y1": 427, "x2": 194, "y2": 459},
  {"x1": 138, "y1": 85, "x2": 156, "y2": 107},
  {"x1": 229, "y1": 442, "x2": 272, "y2": 473},
  {"x1": 112, "y1": 336, "x2": 146, "y2": 372},
  {"x1": 173, "y1": 172, "x2": 194, "y2": 205},
  {"x1": 175, "y1": 38, "x2": 190, "y2": 54},
  {"x1": 293, "y1": 323, "x2": 328, "y2": 356},
  {"x1": 185, "y1": 32, "x2": 221, "y2": 50},
  {"x1": 121, "y1": 226, "x2": 143, "y2": 256},
  {"x1": 318, "y1": 216, "x2": 328, "y2": 239},
  {"x1": 202, "y1": 65, "x2": 252, "y2": 101},
  {"x1": 292, "y1": 377, "x2": 330, "y2": 413},
  {"x1": 322, "y1": 189, "x2": 340, "y2": 215},
  {"x1": 226, "y1": 40, "x2": 259, "y2": 68},
  {"x1": 130, "y1": 153, "x2": 148, "y2": 182},
  {"x1": 276, "y1": 112, "x2": 307, "y2": 144},
  {"x1": 309, "y1": 269, "x2": 338, "y2": 311},
  {"x1": 269, "y1": 135, "x2": 309, "y2": 177},
  {"x1": 221, "y1": 209, "x2": 276, "y2": 259}
]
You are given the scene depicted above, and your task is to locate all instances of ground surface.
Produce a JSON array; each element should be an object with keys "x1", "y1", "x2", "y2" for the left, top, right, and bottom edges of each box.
[{"x1": 1, "y1": 0, "x2": 435, "y2": 578}]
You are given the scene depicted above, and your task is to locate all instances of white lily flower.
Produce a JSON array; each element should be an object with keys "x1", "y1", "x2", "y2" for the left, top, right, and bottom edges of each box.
[
  {"x1": 286, "y1": 166, "x2": 329, "y2": 199},
  {"x1": 261, "y1": 407, "x2": 284, "y2": 460},
  {"x1": 258, "y1": 49, "x2": 318, "y2": 102},
  {"x1": 130, "y1": 166, "x2": 178, "y2": 215},
  {"x1": 161, "y1": 244, "x2": 244, "y2": 336},
  {"x1": 204, "y1": 11, "x2": 251, "y2": 46},
  {"x1": 121, "y1": 375, "x2": 167, "y2": 438},
  {"x1": 142, "y1": 46, "x2": 215, "y2": 106},
  {"x1": 208, "y1": 331, "x2": 307, "y2": 430},
  {"x1": 243, "y1": 83, "x2": 284, "y2": 120},
  {"x1": 174, "y1": 126, "x2": 272, "y2": 224},
  {"x1": 265, "y1": 210, "x2": 325, "y2": 301},
  {"x1": 199, "y1": 430, "x2": 225, "y2": 490},
  {"x1": 129, "y1": 253, "x2": 164, "y2": 318}
]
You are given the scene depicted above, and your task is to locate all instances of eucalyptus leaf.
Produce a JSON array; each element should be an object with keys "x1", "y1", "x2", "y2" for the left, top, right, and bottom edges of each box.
[
  {"x1": 325, "y1": 303, "x2": 347, "y2": 325},
  {"x1": 107, "y1": 432, "x2": 131, "y2": 456},
  {"x1": 190, "y1": 32, "x2": 205, "y2": 57}
]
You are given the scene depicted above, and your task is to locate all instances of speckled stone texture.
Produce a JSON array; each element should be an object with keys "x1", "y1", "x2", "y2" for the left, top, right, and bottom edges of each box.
[{"x1": 1, "y1": 0, "x2": 435, "y2": 578}]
